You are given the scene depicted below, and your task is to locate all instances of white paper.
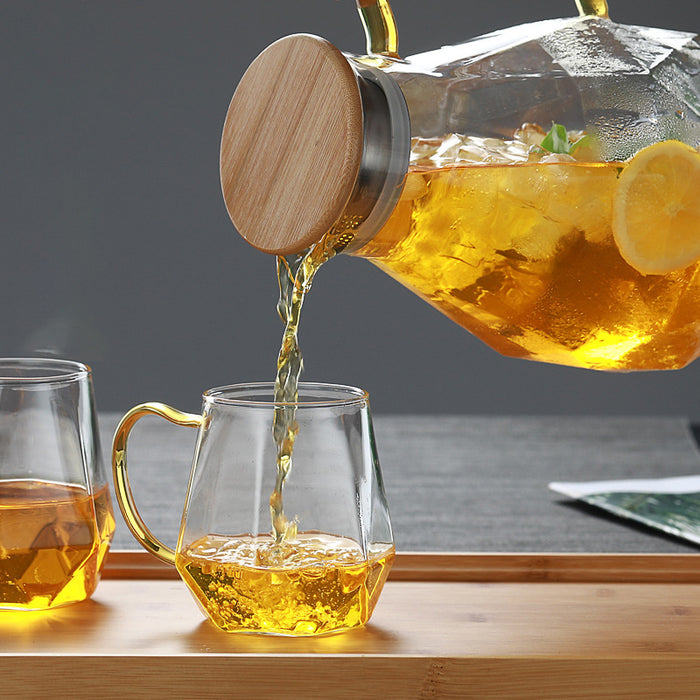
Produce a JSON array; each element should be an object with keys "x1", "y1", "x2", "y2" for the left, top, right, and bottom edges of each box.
[{"x1": 549, "y1": 475, "x2": 700, "y2": 546}]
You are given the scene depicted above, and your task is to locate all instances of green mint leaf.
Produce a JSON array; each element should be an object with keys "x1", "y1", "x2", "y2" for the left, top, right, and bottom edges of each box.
[
  {"x1": 569, "y1": 134, "x2": 591, "y2": 154},
  {"x1": 540, "y1": 123, "x2": 572, "y2": 154}
]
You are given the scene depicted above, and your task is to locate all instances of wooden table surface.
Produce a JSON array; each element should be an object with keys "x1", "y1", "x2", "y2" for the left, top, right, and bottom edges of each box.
[
  {"x1": 4, "y1": 416, "x2": 700, "y2": 698},
  {"x1": 2, "y1": 552, "x2": 700, "y2": 699}
]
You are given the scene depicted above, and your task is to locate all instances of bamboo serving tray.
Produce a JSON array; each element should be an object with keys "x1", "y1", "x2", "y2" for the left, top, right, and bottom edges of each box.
[{"x1": 2, "y1": 551, "x2": 700, "y2": 699}]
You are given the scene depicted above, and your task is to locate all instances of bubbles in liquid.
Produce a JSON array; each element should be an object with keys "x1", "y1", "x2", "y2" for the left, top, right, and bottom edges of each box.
[{"x1": 176, "y1": 533, "x2": 395, "y2": 635}]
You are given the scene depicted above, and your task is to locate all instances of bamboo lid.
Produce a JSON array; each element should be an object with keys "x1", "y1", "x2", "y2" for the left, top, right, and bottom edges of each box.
[{"x1": 220, "y1": 34, "x2": 364, "y2": 255}]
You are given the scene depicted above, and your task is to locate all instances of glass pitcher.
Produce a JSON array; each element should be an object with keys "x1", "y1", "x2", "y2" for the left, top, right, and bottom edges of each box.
[{"x1": 220, "y1": 0, "x2": 700, "y2": 372}]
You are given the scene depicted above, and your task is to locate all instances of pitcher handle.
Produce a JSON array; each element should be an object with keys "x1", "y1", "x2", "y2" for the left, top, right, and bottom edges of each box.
[
  {"x1": 112, "y1": 402, "x2": 202, "y2": 565},
  {"x1": 575, "y1": 0, "x2": 609, "y2": 17},
  {"x1": 356, "y1": 0, "x2": 399, "y2": 58}
]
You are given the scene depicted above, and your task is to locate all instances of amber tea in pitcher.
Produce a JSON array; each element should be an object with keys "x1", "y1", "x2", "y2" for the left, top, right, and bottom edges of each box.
[{"x1": 358, "y1": 132, "x2": 700, "y2": 371}]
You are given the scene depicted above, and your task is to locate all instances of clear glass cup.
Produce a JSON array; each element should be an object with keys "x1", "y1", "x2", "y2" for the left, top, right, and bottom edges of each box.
[
  {"x1": 0, "y1": 358, "x2": 115, "y2": 610},
  {"x1": 112, "y1": 381, "x2": 394, "y2": 636}
]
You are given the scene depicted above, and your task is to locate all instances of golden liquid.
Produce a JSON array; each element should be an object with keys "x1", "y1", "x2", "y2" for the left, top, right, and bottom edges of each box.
[
  {"x1": 0, "y1": 480, "x2": 115, "y2": 610},
  {"x1": 357, "y1": 160, "x2": 700, "y2": 371},
  {"x1": 271, "y1": 231, "x2": 350, "y2": 545},
  {"x1": 176, "y1": 532, "x2": 395, "y2": 635}
]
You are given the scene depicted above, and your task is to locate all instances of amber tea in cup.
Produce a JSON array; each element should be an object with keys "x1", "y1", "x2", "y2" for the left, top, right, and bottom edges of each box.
[
  {"x1": 0, "y1": 358, "x2": 115, "y2": 610},
  {"x1": 112, "y1": 382, "x2": 394, "y2": 636}
]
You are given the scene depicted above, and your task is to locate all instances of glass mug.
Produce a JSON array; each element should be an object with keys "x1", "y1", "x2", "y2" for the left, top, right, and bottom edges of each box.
[
  {"x1": 112, "y1": 382, "x2": 394, "y2": 636},
  {"x1": 0, "y1": 358, "x2": 115, "y2": 610}
]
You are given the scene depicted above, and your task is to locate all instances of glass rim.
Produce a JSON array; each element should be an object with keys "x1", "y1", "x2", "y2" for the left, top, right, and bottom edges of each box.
[
  {"x1": 202, "y1": 381, "x2": 369, "y2": 408},
  {"x1": 0, "y1": 358, "x2": 91, "y2": 384}
]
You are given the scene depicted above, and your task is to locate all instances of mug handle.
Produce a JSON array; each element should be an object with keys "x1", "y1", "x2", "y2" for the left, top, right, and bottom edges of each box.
[{"x1": 112, "y1": 402, "x2": 202, "y2": 565}]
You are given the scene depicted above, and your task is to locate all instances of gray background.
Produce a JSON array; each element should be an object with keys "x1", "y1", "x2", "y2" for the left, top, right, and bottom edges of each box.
[{"x1": 1, "y1": 0, "x2": 699, "y2": 416}]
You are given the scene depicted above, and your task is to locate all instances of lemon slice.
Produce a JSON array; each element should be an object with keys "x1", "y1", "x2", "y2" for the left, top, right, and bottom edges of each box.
[{"x1": 612, "y1": 140, "x2": 700, "y2": 275}]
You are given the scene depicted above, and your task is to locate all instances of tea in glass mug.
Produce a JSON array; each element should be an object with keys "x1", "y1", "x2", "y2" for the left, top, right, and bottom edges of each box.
[
  {"x1": 0, "y1": 359, "x2": 115, "y2": 610},
  {"x1": 112, "y1": 382, "x2": 394, "y2": 636}
]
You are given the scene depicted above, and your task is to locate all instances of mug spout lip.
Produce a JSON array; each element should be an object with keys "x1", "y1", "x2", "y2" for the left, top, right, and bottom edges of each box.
[{"x1": 202, "y1": 381, "x2": 370, "y2": 408}]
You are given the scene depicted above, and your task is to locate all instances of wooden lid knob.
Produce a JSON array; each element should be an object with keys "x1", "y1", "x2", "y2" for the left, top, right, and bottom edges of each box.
[{"x1": 220, "y1": 34, "x2": 365, "y2": 255}]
